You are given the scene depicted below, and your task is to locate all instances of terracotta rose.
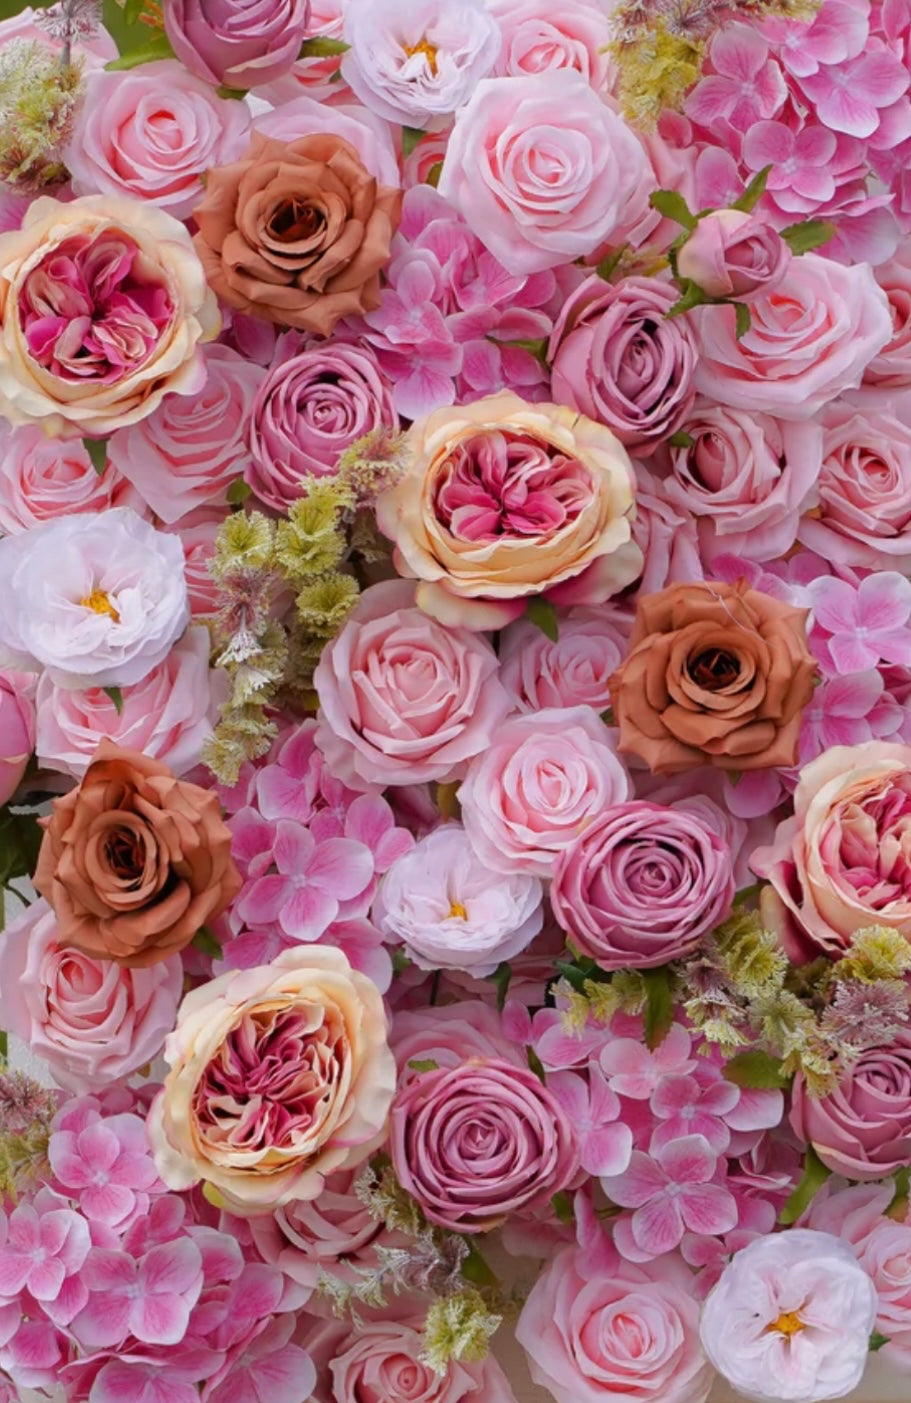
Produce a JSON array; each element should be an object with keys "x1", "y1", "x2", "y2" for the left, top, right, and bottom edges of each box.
[
  {"x1": 192, "y1": 132, "x2": 402, "y2": 335},
  {"x1": 609, "y1": 580, "x2": 817, "y2": 775},
  {"x1": 34, "y1": 740, "x2": 240, "y2": 967}
]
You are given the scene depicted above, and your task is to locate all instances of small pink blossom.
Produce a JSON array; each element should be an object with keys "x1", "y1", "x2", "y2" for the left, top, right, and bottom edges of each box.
[
  {"x1": 49, "y1": 1114, "x2": 161, "y2": 1230},
  {"x1": 0, "y1": 1203, "x2": 89, "y2": 1306},
  {"x1": 797, "y1": 47, "x2": 909, "y2": 139},
  {"x1": 74, "y1": 1239, "x2": 203, "y2": 1349},
  {"x1": 686, "y1": 25, "x2": 787, "y2": 132},
  {"x1": 235, "y1": 821, "x2": 374, "y2": 943},
  {"x1": 649, "y1": 1075, "x2": 741, "y2": 1156},
  {"x1": 603, "y1": 1135, "x2": 738, "y2": 1260},
  {"x1": 548, "y1": 1067, "x2": 633, "y2": 1178},
  {"x1": 599, "y1": 1023, "x2": 695, "y2": 1101},
  {"x1": 808, "y1": 572, "x2": 911, "y2": 673}
]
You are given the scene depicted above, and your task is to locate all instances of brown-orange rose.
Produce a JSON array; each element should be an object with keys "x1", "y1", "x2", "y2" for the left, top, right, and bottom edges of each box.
[
  {"x1": 609, "y1": 580, "x2": 817, "y2": 776},
  {"x1": 192, "y1": 132, "x2": 402, "y2": 336},
  {"x1": 34, "y1": 740, "x2": 240, "y2": 967}
]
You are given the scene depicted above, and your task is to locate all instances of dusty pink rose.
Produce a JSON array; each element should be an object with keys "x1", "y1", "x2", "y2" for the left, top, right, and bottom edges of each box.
[
  {"x1": 489, "y1": 0, "x2": 614, "y2": 88},
  {"x1": 691, "y1": 254, "x2": 892, "y2": 419},
  {"x1": 314, "y1": 580, "x2": 512, "y2": 790},
  {"x1": 549, "y1": 276, "x2": 698, "y2": 456},
  {"x1": 0, "y1": 424, "x2": 140, "y2": 532},
  {"x1": 35, "y1": 626, "x2": 220, "y2": 779},
  {"x1": 65, "y1": 62, "x2": 250, "y2": 219},
  {"x1": 498, "y1": 606, "x2": 630, "y2": 714},
  {"x1": 108, "y1": 345, "x2": 265, "y2": 524},
  {"x1": 676, "y1": 209, "x2": 792, "y2": 301},
  {"x1": 753, "y1": 741, "x2": 911, "y2": 961},
  {"x1": 791, "y1": 1035, "x2": 911, "y2": 1181},
  {"x1": 657, "y1": 403, "x2": 821, "y2": 563},
  {"x1": 390, "y1": 1058, "x2": 578, "y2": 1233},
  {"x1": 0, "y1": 898, "x2": 182, "y2": 1094},
  {"x1": 517, "y1": 1243, "x2": 712, "y2": 1403},
  {"x1": 797, "y1": 405, "x2": 911, "y2": 571},
  {"x1": 0, "y1": 669, "x2": 34, "y2": 805},
  {"x1": 171, "y1": 508, "x2": 221, "y2": 618},
  {"x1": 438, "y1": 71, "x2": 649, "y2": 274},
  {"x1": 246, "y1": 343, "x2": 397, "y2": 510},
  {"x1": 458, "y1": 706, "x2": 630, "y2": 877},
  {"x1": 163, "y1": 0, "x2": 312, "y2": 90},
  {"x1": 550, "y1": 801, "x2": 735, "y2": 969}
]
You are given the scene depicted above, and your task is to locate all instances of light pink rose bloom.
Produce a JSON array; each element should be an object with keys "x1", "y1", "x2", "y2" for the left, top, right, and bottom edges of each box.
[
  {"x1": 677, "y1": 209, "x2": 792, "y2": 301},
  {"x1": 253, "y1": 0, "x2": 348, "y2": 105},
  {"x1": 856, "y1": 1220, "x2": 911, "y2": 1365},
  {"x1": 517, "y1": 1243, "x2": 712, "y2": 1403},
  {"x1": 65, "y1": 62, "x2": 250, "y2": 220},
  {"x1": 699, "y1": 1230, "x2": 878, "y2": 1403},
  {"x1": 790, "y1": 1033, "x2": 911, "y2": 1181},
  {"x1": 170, "y1": 507, "x2": 221, "y2": 618},
  {"x1": 657, "y1": 402, "x2": 822, "y2": 563},
  {"x1": 163, "y1": 0, "x2": 312, "y2": 90},
  {"x1": 797, "y1": 404, "x2": 911, "y2": 570},
  {"x1": 107, "y1": 345, "x2": 266, "y2": 524},
  {"x1": 865, "y1": 243, "x2": 911, "y2": 387},
  {"x1": 753, "y1": 741, "x2": 911, "y2": 960},
  {"x1": 488, "y1": 0, "x2": 614, "y2": 89},
  {"x1": 0, "y1": 669, "x2": 34, "y2": 805},
  {"x1": 0, "y1": 424, "x2": 140, "y2": 532},
  {"x1": 438, "y1": 71, "x2": 649, "y2": 274},
  {"x1": 691, "y1": 254, "x2": 893, "y2": 419},
  {"x1": 253, "y1": 96, "x2": 400, "y2": 187},
  {"x1": 498, "y1": 606, "x2": 630, "y2": 714},
  {"x1": 314, "y1": 580, "x2": 512, "y2": 790},
  {"x1": 627, "y1": 462, "x2": 705, "y2": 596},
  {"x1": 35, "y1": 626, "x2": 221, "y2": 779},
  {"x1": 458, "y1": 706, "x2": 630, "y2": 876},
  {"x1": 0, "y1": 898, "x2": 181, "y2": 1094},
  {"x1": 391, "y1": 1001, "x2": 524, "y2": 1083}
]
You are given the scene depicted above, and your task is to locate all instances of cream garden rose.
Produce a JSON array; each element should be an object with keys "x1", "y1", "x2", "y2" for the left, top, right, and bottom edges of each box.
[{"x1": 148, "y1": 946, "x2": 396, "y2": 1213}]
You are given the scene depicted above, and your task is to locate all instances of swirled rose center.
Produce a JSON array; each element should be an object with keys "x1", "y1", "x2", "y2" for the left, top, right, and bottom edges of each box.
[
  {"x1": 832, "y1": 778, "x2": 911, "y2": 907},
  {"x1": 689, "y1": 648, "x2": 741, "y2": 691},
  {"x1": 433, "y1": 431, "x2": 595, "y2": 543}
]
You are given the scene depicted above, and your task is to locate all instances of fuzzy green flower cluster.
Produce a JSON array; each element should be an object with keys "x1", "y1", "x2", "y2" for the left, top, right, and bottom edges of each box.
[
  {"x1": 0, "y1": 1067, "x2": 59, "y2": 1201},
  {"x1": 0, "y1": 40, "x2": 83, "y2": 190}
]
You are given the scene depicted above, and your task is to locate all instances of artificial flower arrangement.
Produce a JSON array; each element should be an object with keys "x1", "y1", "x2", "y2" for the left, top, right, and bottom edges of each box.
[{"x1": 0, "y1": 1, "x2": 909, "y2": 1402}]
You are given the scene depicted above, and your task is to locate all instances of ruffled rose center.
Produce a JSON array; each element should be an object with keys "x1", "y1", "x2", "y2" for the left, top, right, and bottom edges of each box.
[{"x1": 831, "y1": 776, "x2": 911, "y2": 908}]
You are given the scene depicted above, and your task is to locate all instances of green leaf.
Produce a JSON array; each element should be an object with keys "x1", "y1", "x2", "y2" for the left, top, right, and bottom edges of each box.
[
  {"x1": 667, "y1": 430, "x2": 694, "y2": 448},
  {"x1": 216, "y1": 85, "x2": 248, "y2": 100},
  {"x1": 298, "y1": 35, "x2": 350, "y2": 58},
  {"x1": 123, "y1": 0, "x2": 144, "y2": 22},
  {"x1": 491, "y1": 961, "x2": 512, "y2": 1013},
  {"x1": 648, "y1": 189, "x2": 695, "y2": 230},
  {"x1": 192, "y1": 926, "x2": 223, "y2": 959},
  {"x1": 551, "y1": 1190, "x2": 574, "y2": 1224},
  {"x1": 0, "y1": 807, "x2": 44, "y2": 893},
  {"x1": 83, "y1": 438, "x2": 107, "y2": 476},
  {"x1": 600, "y1": 707, "x2": 615, "y2": 726},
  {"x1": 526, "y1": 596, "x2": 559, "y2": 642},
  {"x1": 888, "y1": 1166, "x2": 910, "y2": 1219},
  {"x1": 103, "y1": 686, "x2": 124, "y2": 716},
  {"x1": 666, "y1": 281, "x2": 709, "y2": 318},
  {"x1": 735, "y1": 880, "x2": 762, "y2": 905},
  {"x1": 486, "y1": 334, "x2": 549, "y2": 366},
  {"x1": 407, "y1": 1058, "x2": 439, "y2": 1074},
  {"x1": 0, "y1": 1030, "x2": 6, "y2": 1060},
  {"x1": 779, "y1": 1146, "x2": 831, "y2": 1225},
  {"x1": 732, "y1": 164, "x2": 771, "y2": 214},
  {"x1": 595, "y1": 245, "x2": 628, "y2": 281},
  {"x1": 870, "y1": 1332, "x2": 890, "y2": 1353},
  {"x1": 527, "y1": 1046, "x2": 547, "y2": 1084},
  {"x1": 401, "y1": 126, "x2": 426, "y2": 158},
  {"x1": 642, "y1": 966, "x2": 674, "y2": 1051},
  {"x1": 226, "y1": 477, "x2": 252, "y2": 505},
  {"x1": 105, "y1": 32, "x2": 176, "y2": 69},
  {"x1": 723, "y1": 1049, "x2": 789, "y2": 1090},
  {"x1": 390, "y1": 948, "x2": 412, "y2": 975},
  {"x1": 779, "y1": 219, "x2": 836, "y2": 255},
  {"x1": 734, "y1": 302, "x2": 752, "y2": 340},
  {"x1": 460, "y1": 1240, "x2": 497, "y2": 1288},
  {"x1": 425, "y1": 161, "x2": 443, "y2": 189}
]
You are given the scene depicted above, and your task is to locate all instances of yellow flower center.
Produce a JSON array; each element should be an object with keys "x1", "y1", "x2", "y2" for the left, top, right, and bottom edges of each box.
[
  {"x1": 403, "y1": 37, "x2": 439, "y2": 75},
  {"x1": 769, "y1": 1312, "x2": 804, "y2": 1338},
  {"x1": 448, "y1": 901, "x2": 468, "y2": 920},
  {"x1": 80, "y1": 589, "x2": 120, "y2": 623}
]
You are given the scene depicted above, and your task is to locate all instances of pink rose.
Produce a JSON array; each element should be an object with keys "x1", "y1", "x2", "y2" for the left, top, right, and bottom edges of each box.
[
  {"x1": 753, "y1": 741, "x2": 911, "y2": 960},
  {"x1": 0, "y1": 424, "x2": 140, "y2": 532},
  {"x1": 627, "y1": 463, "x2": 705, "y2": 596},
  {"x1": 246, "y1": 343, "x2": 397, "y2": 511},
  {"x1": 549, "y1": 276, "x2": 698, "y2": 456},
  {"x1": 65, "y1": 62, "x2": 250, "y2": 219},
  {"x1": 314, "y1": 580, "x2": 512, "y2": 790},
  {"x1": 438, "y1": 71, "x2": 649, "y2": 274},
  {"x1": 517, "y1": 1244, "x2": 712, "y2": 1403},
  {"x1": 255, "y1": 0, "x2": 348, "y2": 106},
  {"x1": 489, "y1": 0, "x2": 614, "y2": 89},
  {"x1": 163, "y1": 0, "x2": 312, "y2": 90},
  {"x1": 550, "y1": 801, "x2": 736, "y2": 970},
  {"x1": 390, "y1": 1058, "x2": 578, "y2": 1232},
  {"x1": 391, "y1": 1001, "x2": 524, "y2": 1083},
  {"x1": 35, "y1": 626, "x2": 221, "y2": 779},
  {"x1": 865, "y1": 244, "x2": 911, "y2": 388},
  {"x1": 0, "y1": 669, "x2": 34, "y2": 805},
  {"x1": 107, "y1": 345, "x2": 266, "y2": 525},
  {"x1": 0, "y1": 898, "x2": 182, "y2": 1094},
  {"x1": 676, "y1": 209, "x2": 792, "y2": 301},
  {"x1": 254, "y1": 96, "x2": 400, "y2": 187},
  {"x1": 170, "y1": 508, "x2": 221, "y2": 618},
  {"x1": 796, "y1": 405, "x2": 911, "y2": 571},
  {"x1": 498, "y1": 606, "x2": 630, "y2": 714},
  {"x1": 458, "y1": 706, "x2": 630, "y2": 876},
  {"x1": 791, "y1": 1036, "x2": 911, "y2": 1181},
  {"x1": 657, "y1": 402, "x2": 822, "y2": 563},
  {"x1": 857, "y1": 1221, "x2": 911, "y2": 1365},
  {"x1": 691, "y1": 254, "x2": 893, "y2": 419}
]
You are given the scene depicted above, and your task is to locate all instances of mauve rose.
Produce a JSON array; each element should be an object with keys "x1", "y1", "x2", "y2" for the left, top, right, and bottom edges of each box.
[
  {"x1": 438, "y1": 71, "x2": 649, "y2": 275},
  {"x1": 498, "y1": 606, "x2": 630, "y2": 714},
  {"x1": 314, "y1": 580, "x2": 512, "y2": 790},
  {"x1": 390, "y1": 1058, "x2": 578, "y2": 1232},
  {"x1": 551, "y1": 801, "x2": 735, "y2": 969},
  {"x1": 246, "y1": 343, "x2": 397, "y2": 511},
  {"x1": 676, "y1": 209, "x2": 792, "y2": 302},
  {"x1": 0, "y1": 898, "x2": 181, "y2": 1094},
  {"x1": 163, "y1": 0, "x2": 312, "y2": 90},
  {"x1": 65, "y1": 62, "x2": 250, "y2": 220},
  {"x1": 791, "y1": 1034, "x2": 911, "y2": 1181},
  {"x1": 0, "y1": 669, "x2": 34, "y2": 805},
  {"x1": 108, "y1": 345, "x2": 266, "y2": 524},
  {"x1": 865, "y1": 244, "x2": 911, "y2": 388},
  {"x1": 0, "y1": 424, "x2": 140, "y2": 532},
  {"x1": 550, "y1": 276, "x2": 698, "y2": 456}
]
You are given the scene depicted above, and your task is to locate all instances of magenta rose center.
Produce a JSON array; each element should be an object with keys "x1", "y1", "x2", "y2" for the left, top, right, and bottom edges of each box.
[{"x1": 829, "y1": 776, "x2": 911, "y2": 910}]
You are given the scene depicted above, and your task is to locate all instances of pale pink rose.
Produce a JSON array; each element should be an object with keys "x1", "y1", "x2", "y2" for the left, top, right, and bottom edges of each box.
[
  {"x1": 797, "y1": 404, "x2": 911, "y2": 570},
  {"x1": 171, "y1": 508, "x2": 221, "y2": 619},
  {"x1": 489, "y1": 0, "x2": 614, "y2": 89},
  {"x1": 498, "y1": 606, "x2": 630, "y2": 714},
  {"x1": 676, "y1": 209, "x2": 792, "y2": 301},
  {"x1": 790, "y1": 1033, "x2": 911, "y2": 1181},
  {"x1": 691, "y1": 254, "x2": 893, "y2": 419},
  {"x1": 517, "y1": 1243, "x2": 712, "y2": 1403},
  {"x1": 857, "y1": 1220, "x2": 911, "y2": 1365},
  {"x1": 753, "y1": 741, "x2": 911, "y2": 960},
  {"x1": 657, "y1": 402, "x2": 822, "y2": 562},
  {"x1": 253, "y1": 0, "x2": 348, "y2": 105},
  {"x1": 314, "y1": 580, "x2": 512, "y2": 790},
  {"x1": 458, "y1": 706, "x2": 630, "y2": 876},
  {"x1": 626, "y1": 462, "x2": 705, "y2": 596},
  {"x1": 108, "y1": 345, "x2": 266, "y2": 524},
  {"x1": 0, "y1": 424, "x2": 140, "y2": 532},
  {"x1": 865, "y1": 243, "x2": 911, "y2": 387},
  {"x1": 0, "y1": 898, "x2": 182, "y2": 1094},
  {"x1": 0, "y1": 669, "x2": 34, "y2": 805},
  {"x1": 438, "y1": 71, "x2": 649, "y2": 274},
  {"x1": 391, "y1": 1001, "x2": 524, "y2": 1083},
  {"x1": 65, "y1": 62, "x2": 250, "y2": 220},
  {"x1": 35, "y1": 626, "x2": 221, "y2": 779},
  {"x1": 164, "y1": 0, "x2": 312, "y2": 90},
  {"x1": 253, "y1": 96, "x2": 400, "y2": 187}
]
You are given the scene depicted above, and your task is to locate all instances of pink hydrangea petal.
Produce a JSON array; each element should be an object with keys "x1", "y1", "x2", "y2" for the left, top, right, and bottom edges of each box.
[
  {"x1": 630, "y1": 1195, "x2": 685, "y2": 1256},
  {"x1": 601, "y1": 1150, "x2": 668, "y2": 1208},
  {"x1": 582, "y1": 1123, "x2": 633, "y2": 1178},
  {"x1": 680, "y1": 1182, "x2": 739, "y2": 1236},
  {"x1": 657, "y1": 1133, "x2": 717, "y2": 1184}
]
